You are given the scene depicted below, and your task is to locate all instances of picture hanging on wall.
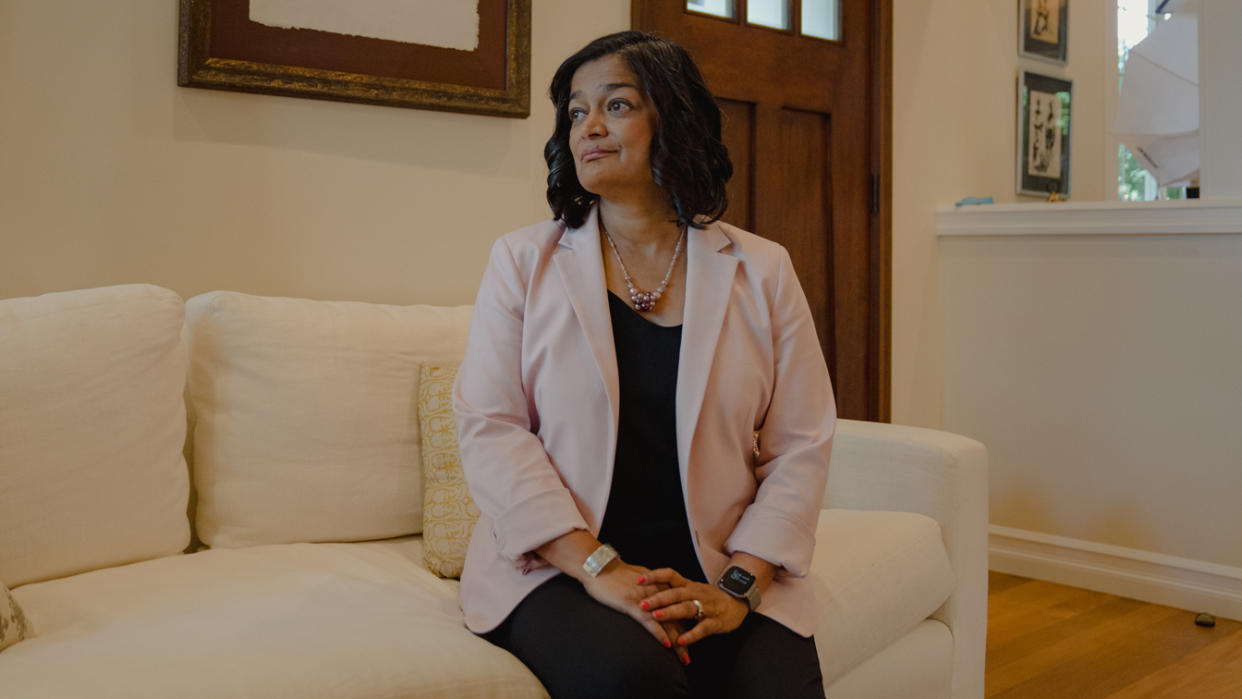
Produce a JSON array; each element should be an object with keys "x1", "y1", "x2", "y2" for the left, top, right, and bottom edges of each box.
[
  {"x1": 1019, "y1": 0, "x2": 1068, "y2": 64},
  {"x1": 178, "y1": 0, "x2": 530, "y2": 118},
  {"x1": 1017, "y1": 71, "x2": 1073, "y2": 197}
]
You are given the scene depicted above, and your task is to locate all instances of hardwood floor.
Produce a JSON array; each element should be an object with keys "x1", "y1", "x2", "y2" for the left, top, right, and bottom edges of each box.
[{"x1": 986, "y1": 572, "x2": 1242, "y2": 698}]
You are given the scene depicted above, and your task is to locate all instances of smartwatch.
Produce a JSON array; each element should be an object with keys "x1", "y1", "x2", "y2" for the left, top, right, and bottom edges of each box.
[{"x1": 716, "y1": 565, "x2": 761, "y2": 611}]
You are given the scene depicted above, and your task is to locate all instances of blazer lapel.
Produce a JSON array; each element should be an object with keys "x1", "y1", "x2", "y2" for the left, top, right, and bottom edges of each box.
[
  {"x1": 676, "y1": 223, "x2": 738, "y2": 479},
  {"x1": 552, "y1": 207, "x2": 621, "y2": 434}
]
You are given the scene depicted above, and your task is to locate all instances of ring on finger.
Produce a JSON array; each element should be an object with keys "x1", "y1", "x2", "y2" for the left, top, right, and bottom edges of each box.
[{"x1": 691, "y1": 599, "x2": 704, "y2": 619}]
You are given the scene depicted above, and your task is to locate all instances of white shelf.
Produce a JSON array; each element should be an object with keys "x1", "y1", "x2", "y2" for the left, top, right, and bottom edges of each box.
[{"x1": 936, "y1": 198, "x2": 1242, "y2": 237}]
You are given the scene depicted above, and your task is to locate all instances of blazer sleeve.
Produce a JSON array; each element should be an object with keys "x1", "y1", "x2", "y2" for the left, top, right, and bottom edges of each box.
[
  {"x1": 453, "y1": 236, "x2": 588, "y2": 564},
  {"x1": 725, "y1": 246, "x2": 837, "y2": 577}
]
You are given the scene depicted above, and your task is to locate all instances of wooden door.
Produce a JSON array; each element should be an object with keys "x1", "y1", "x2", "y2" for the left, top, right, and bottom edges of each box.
[{"x1": 633, "y1": 0, "x2": 891, "y2": 421}]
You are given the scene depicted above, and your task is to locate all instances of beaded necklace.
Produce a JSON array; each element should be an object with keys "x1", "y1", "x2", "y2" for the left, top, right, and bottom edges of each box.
[{"x1": 603, "y1": 227, "x2": 685, "y2": 313}]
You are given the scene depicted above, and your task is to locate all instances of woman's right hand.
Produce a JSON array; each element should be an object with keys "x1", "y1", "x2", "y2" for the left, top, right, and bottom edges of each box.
[
  {"x1": 582, "y1": 560, "x2": 691, "y2": 665},
  {"x1": 535, "y1": 531, "x2": 689, "y2": 663}
]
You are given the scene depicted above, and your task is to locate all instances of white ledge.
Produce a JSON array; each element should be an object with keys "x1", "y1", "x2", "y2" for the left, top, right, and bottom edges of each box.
[{"x1": 936, "y1": 198, "x2": 1242, "y2": 237}]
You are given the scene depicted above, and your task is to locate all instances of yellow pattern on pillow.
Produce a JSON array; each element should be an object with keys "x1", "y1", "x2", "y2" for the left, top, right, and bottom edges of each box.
[
  {"x1": 418, "y1": 364, "x2": 480, "y2": 578},
  {"x1": 1, "y1": 582, "x2": 31, "y2": 652}
]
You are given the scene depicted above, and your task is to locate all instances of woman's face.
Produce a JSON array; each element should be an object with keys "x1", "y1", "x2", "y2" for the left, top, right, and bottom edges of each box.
[{"x1": 566, "y1": 54, "x2": 659, "y2": 200}]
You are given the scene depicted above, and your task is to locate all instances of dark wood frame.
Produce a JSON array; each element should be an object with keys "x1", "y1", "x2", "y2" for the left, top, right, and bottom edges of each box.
[
  {"x1": 871, "y1": 0, "x2": 893, "y2": 423},
  {"x1": 177, "y1": 0, "x2": 530, "y2": 118},
  {"x1": 1017, "y1": 70, "x2": 1073, "y2": 197},
  {"x1": 1019, "y1": 0, "x2": 1069, "y2": 64}
]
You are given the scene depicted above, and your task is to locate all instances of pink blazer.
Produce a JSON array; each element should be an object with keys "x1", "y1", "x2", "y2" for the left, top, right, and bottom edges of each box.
[{"x1": 453, "y1": 206, "x2": 836, "y2": 636}]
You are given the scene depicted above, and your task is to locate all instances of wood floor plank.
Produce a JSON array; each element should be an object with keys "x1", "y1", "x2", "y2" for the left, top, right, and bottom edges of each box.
[
  {"x1": 987, "y1": 594, "x2": 1146, "y2": 669},
  {"x1": 994, "y1": 607, "x2": 1238, "y2": 698},
  {"x1": 988, "y1": 571, "x2": 1030, "y2": 595},
  {"x1": 986, "y1": 599, "x2": 1177, "y2": 696},
  {"x1": 986, "y1": 575, "x2": 1102, "y2": 632},
  {"x1": 988, "y1": 580, "x2": 1123, "y2": 648},
  {"x1": 986, "y1": 572, "x2": 1242, "y2": 698},
  {"x1": 1103, "y1": 624, "x2": 1242, "y2": 698}
]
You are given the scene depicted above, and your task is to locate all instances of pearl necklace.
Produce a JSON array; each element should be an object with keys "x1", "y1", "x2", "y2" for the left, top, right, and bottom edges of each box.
[{"x1": 603, "y1": 227, "x2": 685, "y2": 313}]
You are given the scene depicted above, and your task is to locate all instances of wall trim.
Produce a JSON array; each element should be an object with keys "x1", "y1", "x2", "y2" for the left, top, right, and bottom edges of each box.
[
  {"x1": 988, "y1": 525, "x2": 1242, "y2": 622},
  {"x1": 937, "y1": 198, "x2": 1242, "y2": 237}
]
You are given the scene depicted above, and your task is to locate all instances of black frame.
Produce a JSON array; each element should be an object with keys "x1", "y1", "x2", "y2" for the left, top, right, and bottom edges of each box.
[
  {"x1": 1019, "y1": 0, "x2": 1068, "y2": 64},
  {"x1": 1017, "y1": 70, "x2": 1073, "y2": 197}
]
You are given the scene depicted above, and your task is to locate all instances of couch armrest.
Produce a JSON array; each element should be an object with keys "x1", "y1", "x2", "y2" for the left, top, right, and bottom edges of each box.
[{"x1": 823, "y1": 419, "x2": 988, "y2": 699}]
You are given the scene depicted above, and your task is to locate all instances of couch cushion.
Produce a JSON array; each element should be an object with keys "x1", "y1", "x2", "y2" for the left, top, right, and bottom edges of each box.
[
  {"x1": 418, "y1": 364, "x2": 479, "y2": 578},
  {"x1": 812, "y1": 509, "x2": 955, "y2": 685},
  {"x1": 2, "y1": 540, "x2": 545, "y2": 698},
  {"x1": 185, "y1": 291, "x2": 472, "y2": 548},
  {"x1": 0, "y1": 284, "x2": 190, "y2": 588},
  {"x1": 825, "y1": 619, "x2": 953, "y2": 699}
]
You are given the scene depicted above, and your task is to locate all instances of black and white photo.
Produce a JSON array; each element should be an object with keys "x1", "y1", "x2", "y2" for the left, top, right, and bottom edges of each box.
[
  {"x1": 1018, "y1": 71, "x2": 1072, "y2": 196},
  {"x1": 1020, "y1": 0, "x2": 1068, "y2": 64}
]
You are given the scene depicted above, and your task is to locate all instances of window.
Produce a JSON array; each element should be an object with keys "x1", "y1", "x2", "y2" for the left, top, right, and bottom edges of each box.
[
  {"x1": 1116, "y1": 0, "x2": 1186, "y2": 200},
  {"x1": 686, "y1": 0, "x2": 840, "y2": 40}
]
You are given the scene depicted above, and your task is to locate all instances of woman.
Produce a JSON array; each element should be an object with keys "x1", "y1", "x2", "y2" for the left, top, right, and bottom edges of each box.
[{"x1": 453, "y1": 31, "x2": 836, "y2": 698}]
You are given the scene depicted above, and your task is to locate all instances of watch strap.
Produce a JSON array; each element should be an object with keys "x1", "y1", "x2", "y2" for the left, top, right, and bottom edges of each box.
[{"x1": 582, "y1": 544, "x2": 618, "y2": 578}]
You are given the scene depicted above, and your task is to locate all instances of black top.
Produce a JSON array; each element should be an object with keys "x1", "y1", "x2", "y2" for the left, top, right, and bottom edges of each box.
[{"x1": 597, "y1": 292, "x2": 706, "y2": 582}]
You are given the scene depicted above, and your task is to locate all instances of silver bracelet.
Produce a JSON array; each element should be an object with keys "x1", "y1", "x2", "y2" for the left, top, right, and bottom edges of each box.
[{"x1": 582, "y1": 544, "x2": 619, "y2": 578}]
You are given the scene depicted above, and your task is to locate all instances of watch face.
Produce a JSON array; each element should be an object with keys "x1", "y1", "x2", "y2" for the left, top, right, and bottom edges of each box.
[{"x1": 720, "y1": 566, "x2": 755, "y2": 595}]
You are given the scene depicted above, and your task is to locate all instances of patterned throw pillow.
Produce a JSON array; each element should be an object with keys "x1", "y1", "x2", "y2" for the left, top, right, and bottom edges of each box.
[
  {"x1": 418, "y1": 364, "x2": 480, "y2": 578},
  {"x1": 1, "y1": 582, "x2": 31, "y2": 652}
]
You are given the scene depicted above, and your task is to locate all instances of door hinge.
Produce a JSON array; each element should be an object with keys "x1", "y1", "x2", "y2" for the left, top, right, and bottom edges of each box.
[{"x1": 869, "y1": 173, "x2": 880, "y2": 215}]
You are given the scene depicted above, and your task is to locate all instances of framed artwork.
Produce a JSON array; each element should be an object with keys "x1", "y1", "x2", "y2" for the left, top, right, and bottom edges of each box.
[
  {"x1": 178, "y1": 0, "x2": 531, "y2": 118},
  {"x1": 1019, "y1": 0, "x2": 1068, "y2": 64},
  {"x1": 1017, "y1": 71, "x2": 1072, "y2": 197}
]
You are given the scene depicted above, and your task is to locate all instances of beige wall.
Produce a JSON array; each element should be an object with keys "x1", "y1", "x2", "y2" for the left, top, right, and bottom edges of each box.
[
  {"x1": 0, "y1": 0, "x2": 629, "y2": 306},
  {"x1": 891, "y1": 0, "x2": 1110, "y2": 428},
  {"x1": 2, "y1": 0, "x2": 1118, "y2": 436}
]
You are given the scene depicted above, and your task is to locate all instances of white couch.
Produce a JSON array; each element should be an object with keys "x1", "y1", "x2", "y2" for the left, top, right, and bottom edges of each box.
[{"x1": 0, "y1": 284, "x2": 987, "y2": 698}]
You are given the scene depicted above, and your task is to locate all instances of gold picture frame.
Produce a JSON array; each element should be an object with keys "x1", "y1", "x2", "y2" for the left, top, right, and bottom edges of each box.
[{"x1": 178, "y1": 0, "x2": 530, "y2": 118}]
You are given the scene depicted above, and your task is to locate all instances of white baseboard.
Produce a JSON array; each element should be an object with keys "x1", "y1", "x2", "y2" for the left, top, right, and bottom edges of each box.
[{"x1": 988, "y1": 525, "x2": 1242, "y2": 622}]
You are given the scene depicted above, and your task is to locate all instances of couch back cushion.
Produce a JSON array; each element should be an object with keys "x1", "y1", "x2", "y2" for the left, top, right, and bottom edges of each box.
[
  {"x1": 185, "y1": 291, "x2": 472, "y2": 548},
  {"x1": 0, "y1": 284, "x2": 191, "y2": 588}
]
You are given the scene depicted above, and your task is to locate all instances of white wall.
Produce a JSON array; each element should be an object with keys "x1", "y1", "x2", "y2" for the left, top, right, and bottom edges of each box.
[
  {"x1": 891, "y1": 0, "x2": 1111, "y2": 428},
  {"x1": 1198, "y1": 0, "x2": 1242, "y2": 197},
  {"x1": 0, "y1": 0, "x2": 629, "y2": 305},
  {"x1": 938, "y1": 201, "x2": 1242, "y2": 618}
]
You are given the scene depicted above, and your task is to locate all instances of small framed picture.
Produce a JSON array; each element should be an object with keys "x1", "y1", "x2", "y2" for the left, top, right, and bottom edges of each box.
[
  {"x1": 1019, "y1": 0, "x2": 1068, "y2": 64},
  {"x1": 1017, "y1": 71, "x2": 1072, "y2": 197}
]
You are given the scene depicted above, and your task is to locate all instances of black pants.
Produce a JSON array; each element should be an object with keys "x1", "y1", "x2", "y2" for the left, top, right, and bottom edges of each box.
[{"x1": 483, "y1": 575, "x2": 825, "y2": 699}]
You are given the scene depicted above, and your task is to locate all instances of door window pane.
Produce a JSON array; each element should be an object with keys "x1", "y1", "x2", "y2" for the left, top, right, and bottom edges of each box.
[
  {"x1": 686, "y1": 0, "x2": 735, "y2": 20},
  {"x1": 747, "y1": 0, "x2": 790, "y2": 30},
  {"x1": 802, "y1": 0, "x2": 841, "y2": 41}
]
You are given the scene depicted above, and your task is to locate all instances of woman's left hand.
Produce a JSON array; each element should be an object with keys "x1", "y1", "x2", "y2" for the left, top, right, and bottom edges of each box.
[{"x1": 637, "y1": 568, "x2": 749, "y2": 646}]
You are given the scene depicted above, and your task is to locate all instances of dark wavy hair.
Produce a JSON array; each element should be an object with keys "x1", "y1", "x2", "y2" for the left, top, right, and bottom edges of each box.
[{"x1": 545, "y1": 31, "x2": 733, "y2": 229}]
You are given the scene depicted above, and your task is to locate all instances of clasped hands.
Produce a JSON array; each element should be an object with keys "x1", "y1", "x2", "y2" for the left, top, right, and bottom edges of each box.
[{"x1": 582, "y1": 561, "x2": 748, "y2": 666}]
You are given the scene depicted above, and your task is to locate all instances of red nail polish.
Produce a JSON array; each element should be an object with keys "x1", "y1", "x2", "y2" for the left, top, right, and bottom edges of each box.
[
  {"x1": 663, "y1": 639, "x2": 671, "y2": 648},
  {"x1": 682, "y1": 655, "x2": 691, "y2": 666},
  {"x1": 640, "y1": 600, "x2": 650, "y2": 610},
  {"x1": 678, "y1": 637, "x2": 687, "y2": 646},
  {"x1": 637, "y1": 576, "x2": 646, "y2": 584},
  {"x1": 654, "y1": 610, "x2": 663, "y2": 619}
]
